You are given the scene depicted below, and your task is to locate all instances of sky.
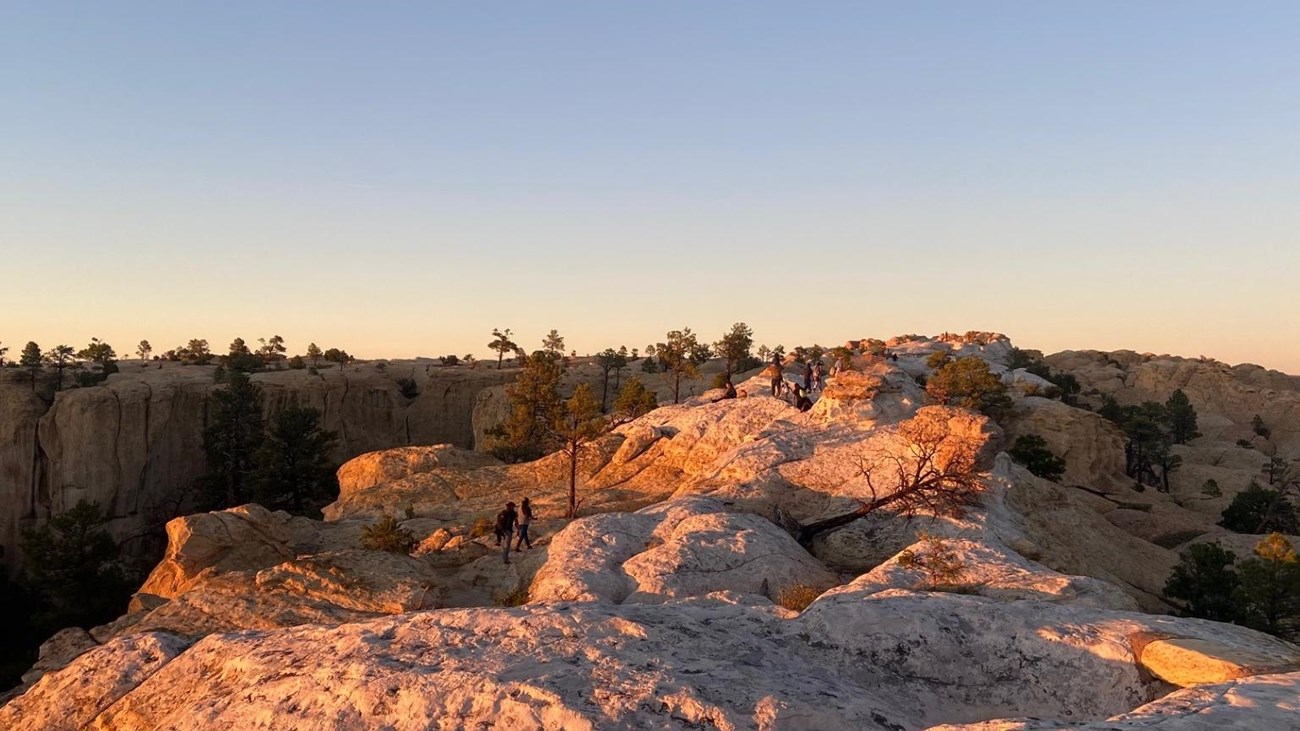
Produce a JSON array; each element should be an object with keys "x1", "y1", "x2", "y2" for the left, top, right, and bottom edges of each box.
[{"x1": 3, "y1": 2, "x2": 1299, "y2": 371}]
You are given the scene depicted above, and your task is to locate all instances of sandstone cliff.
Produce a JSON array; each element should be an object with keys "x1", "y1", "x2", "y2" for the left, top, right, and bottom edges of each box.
[{"x1": 0, "y1": 362, "x2": 511, "y2": 570}]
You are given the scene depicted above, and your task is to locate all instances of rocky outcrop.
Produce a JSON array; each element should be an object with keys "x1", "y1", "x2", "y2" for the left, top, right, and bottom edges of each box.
[
  {"x1": 530, "y1": 497, "x2": 837, "y2": 604},
  {"x1": 929, "y1": 670, "x2": 1300, "y2": 729},
  {"x1": 8, "y1": 590, "x2": 1299, "y2": 730},
  {"x1": 0, "y1": 363, "x2": 512, "y2": 571},
  {"x1": 1004, "y1": 397, "x2": 1128, "y2": 489}
]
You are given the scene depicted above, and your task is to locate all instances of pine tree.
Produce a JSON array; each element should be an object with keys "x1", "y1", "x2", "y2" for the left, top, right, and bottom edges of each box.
[
  {"x1": 254, "y1": 405, "x2": 338, "y2": 515},
  {"x1": 594, "y1": 348, "x2": 628, "y2": 412},
  {"x1": 488, "y1": 328, "x2": 518, "y2": 370},
  {"x1": 1165, "y1": 389, "x2": 1201, "y2": 444},
  {"x1": 1163, "y1": 541, "x2": 1240, "y2": 622},
  {"x1": 1237, "y1": 533, "x2": 1300, "y2": 639},
  {"x1": 43, "y1": 344, "x2": 75, "y2": 391},
  {"x1": 551, "y1": 383, "x2": 606, "y2": 519},
  {"x1": 18, "y1": 341, "x2": 41, "y2": 390},
  {"x1": 199, "y1": 371, "x2": 265, "y2": 508},
  {"x1": 656, "y1": 328, "x2": 701, "y2": 404},
  {"x1": 714, "y1": 322, "x2": 754, "y2": 378},
  {"x1": 306, "y1": 342, "x2": 323, "y2": 368},
  {"x1": 487, "y1": 351, "x2": 563, "y2": 462},
  {"x1": 613, "y1": 376, "x2": 658, "y2": 422}
]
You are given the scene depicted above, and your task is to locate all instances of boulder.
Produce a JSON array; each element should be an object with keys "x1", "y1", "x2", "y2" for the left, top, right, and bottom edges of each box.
[{"x1": 136, "y1": 504, "x2": 294, "y2": 600}]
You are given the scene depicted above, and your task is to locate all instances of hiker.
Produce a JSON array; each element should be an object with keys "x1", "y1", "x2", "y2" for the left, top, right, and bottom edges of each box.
[
  {"x1": 717, "y1": 379, "x2": 737, "y2": 401},
  {"x1": 812, "y1": 361, "x2": 824, "y2": 391},
  {"x1": 495, "y1": 501, "x2": 519, "y2": 564},
  {"x1": 792, "y1": 383, "x2": 813, "y2": 412},
  {"x1": 803, "y1": 361, "x2": 813, "y2": 391},
  {"x1": 514, "y1": 497, "x2": 534, "y2": 550}
]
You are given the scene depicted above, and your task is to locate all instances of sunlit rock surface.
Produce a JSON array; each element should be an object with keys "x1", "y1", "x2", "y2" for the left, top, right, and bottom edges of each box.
[{"x1": 9, "y1": 334, "x2": 1300, "y2": 729}]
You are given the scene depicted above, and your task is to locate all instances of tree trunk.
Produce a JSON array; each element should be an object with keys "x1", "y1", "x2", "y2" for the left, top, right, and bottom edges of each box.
[
  {"x1": 568, "y1": 443, "x2": 578, "y2": 519},
  {"x1": 601, "y1": 370, "x2": 609, "y2": 413},
  {"x1": 673, "y1": 371, "x2": 681, "y2": 403},
  {"x1": 497, "y1": 352, "x2": 503, "y2": 370}
]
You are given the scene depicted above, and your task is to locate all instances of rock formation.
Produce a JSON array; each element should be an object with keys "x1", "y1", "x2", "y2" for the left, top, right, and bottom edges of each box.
[{"x1": 7, "y1": 333, "x2": 1300, "y2": 729}]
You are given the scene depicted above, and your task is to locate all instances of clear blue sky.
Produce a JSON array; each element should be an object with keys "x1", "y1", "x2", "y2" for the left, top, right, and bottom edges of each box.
[{"x1": 4, "y1": 2, "x2": 1299, "y2": 370}]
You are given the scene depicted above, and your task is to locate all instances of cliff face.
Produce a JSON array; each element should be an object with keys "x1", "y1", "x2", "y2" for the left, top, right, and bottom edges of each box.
[{"x1": 0, "y1": 363, "x2": 511, "y2": 570}]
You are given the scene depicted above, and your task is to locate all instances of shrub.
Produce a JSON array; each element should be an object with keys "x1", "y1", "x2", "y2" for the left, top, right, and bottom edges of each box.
[
  {"x1": 404, "y1": 504, "x2": 416, "y2": 519},
  {"x1": 439, "y1": 354, "x2": 460, "y2": 366},
  {"x1": 1202, "y1": 479, "x2": 1222, "y2": 497},
  {"x1": 361, "y1": 516, "x2": 416, "y2": 554},
  {"x1": 469, "y1": 515, "x2": 494, "y2": 538},
  {"x1": 1221, "y1": 482, "x2": 1300, "y2": 534},
  {"x1": 775, "y1": 584, "x2": 823, "y2": 612},
  {"x1": 288, "y1": 355, "x2": 306, "y2": 370},
  {"x1": 1253, "y1": 415, "x2": 1271, "y2": 439},
  {"x1": 896, "y1": 534, "x2": 967, "y2": 588},
  {"x1": 397, "y1": 377, "x2": 419, "y2": 399},
  {"x1": 925, "y1": 357, "x2": 1012, "y2": 418},
  {"x1": 1238, "y1": 439, "x2": 1255, "y2": 450},
  {"x1": 1164, "y1": 541, "x2": 1240, "y2": 622},
  {"x1": 1008, "y1": 434, "x2": 1067, "y2": 482},
  {"x1": 925, "y1": 351, "x2": 951, "y2": 369},
  {"x1": 494, "y1": 585, "x2": 531, "y2": 607}
]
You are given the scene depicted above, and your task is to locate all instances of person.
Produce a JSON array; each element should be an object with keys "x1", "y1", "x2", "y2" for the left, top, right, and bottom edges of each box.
[
  {"x1": 812, "y1": 361, "x2": 824, "y2": 391},
  {"x1": 495, "y1": 501, "x2": 518, "y2": 564},
  {"x1": 514, "y1": 497, "x2": 534, "y2": 550},
  {"x1": 803, "y1": 361, "x2": 812, "y2": 391},
  {"x1": 717, "y1": 379, "x2": 737, "y2": 401},
  {"x1": 792, "y1": 383, "x2": 813, "y2": 412}
]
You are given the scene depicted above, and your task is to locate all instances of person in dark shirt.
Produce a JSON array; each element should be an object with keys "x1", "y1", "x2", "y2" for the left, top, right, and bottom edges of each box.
[{"x1": 495, "y1": 502, "x2": 518, "y2": 564}]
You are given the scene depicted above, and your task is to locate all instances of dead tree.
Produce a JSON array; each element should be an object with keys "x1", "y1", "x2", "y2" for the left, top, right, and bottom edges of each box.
[{"x1": 796, "y1": 412, "x2": 987, "y2": 545}]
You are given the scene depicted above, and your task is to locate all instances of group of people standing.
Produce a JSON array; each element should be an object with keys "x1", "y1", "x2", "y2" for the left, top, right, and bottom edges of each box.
[
  {"x1": 766, "y1": 352, "x2": 822, "y2": 412},
  {"x1": 492, "y1": 497, "x2": 533, "y2": 564}
]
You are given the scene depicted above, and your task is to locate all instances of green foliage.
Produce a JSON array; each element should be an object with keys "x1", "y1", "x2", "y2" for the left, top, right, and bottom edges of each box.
[
  {"x1": 714, "y1": 322, "x2": 754, "y2": 377},
  {"x1": 360, "y1": 516, "x2": 416, "y2": 554},
  {"x1": 1238, "y1": 438, "x2": 1255, "y2": 449},
  {"x1": 224, "y1": 351, "x2": 265, "y2": 373},
  {"x1": 657, "y1": 328, "x2": 702, "y2": 404},
  {"x1": 397, "y1": 377, "x2": 419, "y2": 399},
  {"x1": 897, "y1": 534, "x2": 968, "y2": 588},
  {"x1": 42, "y1": 344, "x2": 75, "y2": 391},
  {"x1": 1220, "y1": 481, "x2": 1300, "y2": 534},
  {"x1": 925, "y1": 357, "x2": 1011, "y2": 418},
  {"x1": 1165, "y1": 389, "x2": 1201, "y2": 445},
  {"x1": 1202, "y1": 479, "x2": 1222, "y2": 497},
  {"x1": 306, "y1": 342, "x2": 323, "y2": 367},
  {"x1": 1236, "y1": 533, "x2": 1300, "y2": 639},
  {"x1": 488, "y1": 328, "x2": 518, "y2": 370},
  {"x1": 322, "y1": 348, "x2": 351, "y2": 369},
  {"x1": 438, "y1": 354, "x2": 460, "y2": 366},
  {"x1": 20, "y1": 500, "x2": 132, "y2": 632},
  {"x1": 488, "y1": 351, "x2": 564, "y2": 463},
  {"x1": 77, "y1": 337, "x2": 116, "y2": 366},
  {"x1": 288, "y1": 354, "x2": 306, "y2": 369},
  {"x1": 136, "y1": 339, "x2": 152, "y2": 361},
  {"x1": 199, "y1": 371, "x2": 265, "y2": 509},
  {"x1": 1164, "y1": 541, "x2": 1241, "y2": 622},
  {"x1": 613, "y1": 376, "x2": 658, "y2": 422},
  {"x1": 639, "y1": 357, "x2": 659, "y2": 373},
  {"x1": 925, "y1": 351, "x2": 951, "y2": 369},
  {"x1": 1252, "y1": 414, "x2": 1271, "y2": 439},
  {"x1": 1099, "y1": 398, "x2": 1186, "y2": 492},
  {"x1": 554, "y1": 383, "x2": 607, "y2": 518},
  {"x1": 1008, "y1": 434, "x2": 1067, "y2": 482},
  {"x1": 1005, "y1": 347, "x2": 1037, "y2": 370},
  {"x1": 253, "y1": 405, "x2": 338, "y2": 515}
]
